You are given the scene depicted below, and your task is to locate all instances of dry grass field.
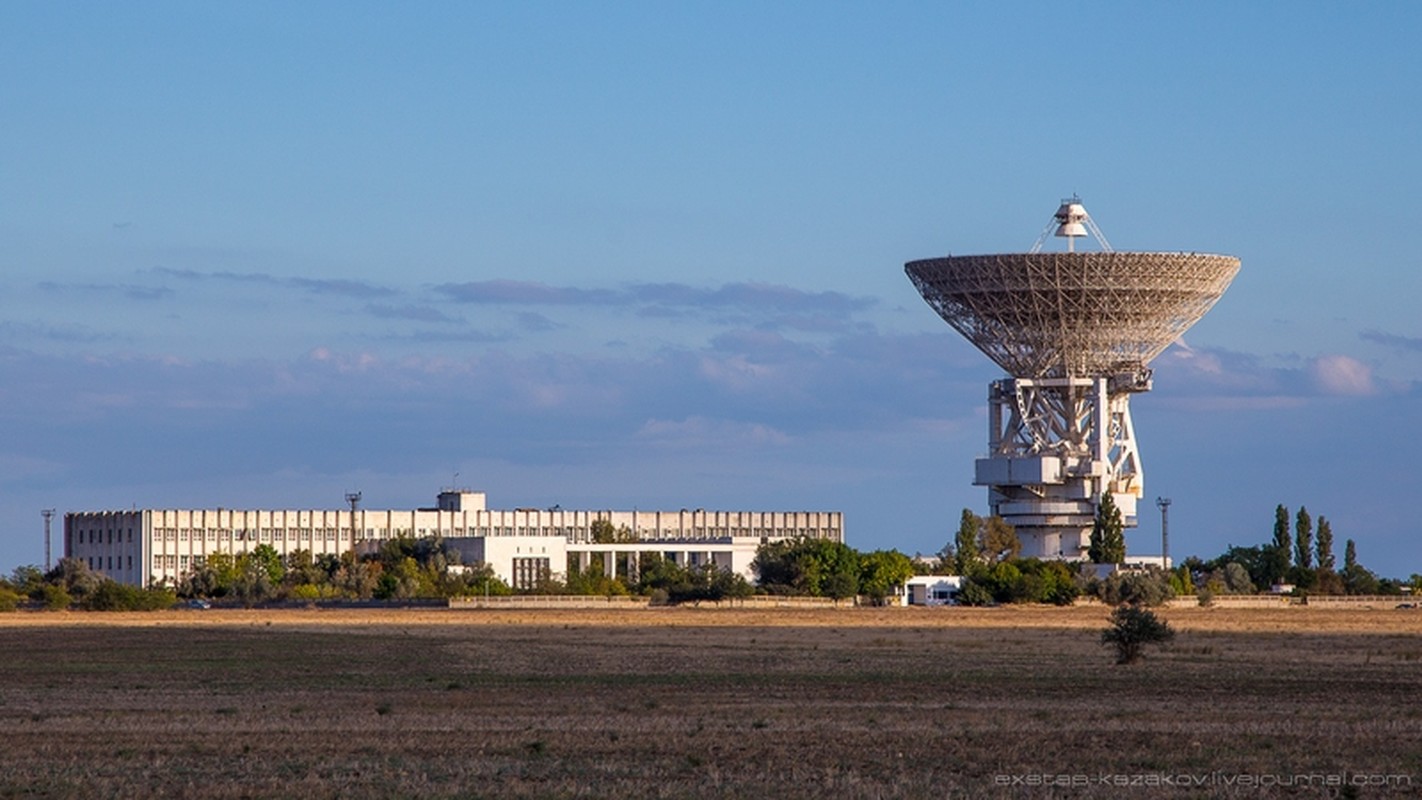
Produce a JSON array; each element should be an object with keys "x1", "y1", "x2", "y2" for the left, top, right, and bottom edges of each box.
[{"x1": 1, "y1": 605, "x2": 1420, "y2": 798}]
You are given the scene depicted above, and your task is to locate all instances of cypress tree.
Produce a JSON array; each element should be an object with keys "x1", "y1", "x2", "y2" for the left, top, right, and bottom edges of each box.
[
  {"x1": 1316, "y1": 517, "x2": 1335, "y2": 572},
  {"x1": 1272, "y1": 504, "x2": 1292, "y2": 567},
  {"x1": 1089, "y1": 493, "x2": 1126, "y2": 564},
  {"x1": 1294, "y1": 507, "x2": 1313, "y2": 570},
  {"x1": 953, "y1": 509, "x2": 981, "y2": 573}
]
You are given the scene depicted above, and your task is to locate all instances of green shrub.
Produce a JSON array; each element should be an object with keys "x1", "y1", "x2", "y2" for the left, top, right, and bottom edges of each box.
[
  {"x1": 288, "y1": 583, "x2": 324, "y2": 601},
  {"x1": 1101, "y1": 605, "x2": 1175, "y2": 664},
  {"x1": 956, "y1": 579, "x2": 995, "y2": 607},
  {"x1": 40, "y1": 584, "x2": 72, "y2": 611},
  {"x1": 81, "y1": 581, "x2": 177, "y2": 611},
  {"x1": 1096, "y1": 570, "x2": 1175, "y2": 607},
  {"x1": 0, "y1": 587, "x2": 20, "y2": 612}
]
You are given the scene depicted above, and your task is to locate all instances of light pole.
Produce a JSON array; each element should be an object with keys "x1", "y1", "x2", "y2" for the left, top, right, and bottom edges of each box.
[
  {"x1": 345, "y1": 492, "x2": 362, "y2": 557},
  {"x1": 42, "y1": 509, "x2": 56, "y2": 571},
  {"x1": 1156, "y1": 497, "x2": 1172, "y2": 569}
]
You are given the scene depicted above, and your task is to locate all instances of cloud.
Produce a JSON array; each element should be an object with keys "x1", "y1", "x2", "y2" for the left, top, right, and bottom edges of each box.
[
  {"x1": 433, "y1": 279, "x2": 875, "y2": 317},
  {"x1": 152, "y1": 268, "x2": 395, "y2": 298},
  {"x1": 1153, "y1": 343, "x2": 1387, "y2": 408},
  {"x1": 38, "y1": 281, "x2": 173, "y2": 301},
  {"x1": 1311, "y1": 354, "x2": 1377, "y2": 396},
  {"x1": 0, "y1": 321, "x2": 117, "y2": 344},
  {"x1": 517, "y1": 312, "x2": 561, "y2": 332},
  {"x1": 364, "y1": 303, "x2": 461, "y2": 323},
  {"x1": 635, "y1": 416, "x2": 791, "y2": 447},
  {"x1": 1361, "y1": 330, "x2": 1422, "y2": 354},
  {"x1": 434, "y1": 280, "x2": 619, "y2": 306}
]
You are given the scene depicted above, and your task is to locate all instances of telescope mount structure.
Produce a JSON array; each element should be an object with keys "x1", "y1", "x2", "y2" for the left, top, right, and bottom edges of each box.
[{"x1": 905, "y1": 198, "x2": 1239, "y2": 560}]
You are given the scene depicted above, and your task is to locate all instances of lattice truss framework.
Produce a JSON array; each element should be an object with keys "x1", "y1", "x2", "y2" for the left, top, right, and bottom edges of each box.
[
  {"x1": 905, "y1": 252, "x2": 1241, "y2": 378},
  {"x1": 990, "y1": 376, "x2": 1144, "y2": 496}
]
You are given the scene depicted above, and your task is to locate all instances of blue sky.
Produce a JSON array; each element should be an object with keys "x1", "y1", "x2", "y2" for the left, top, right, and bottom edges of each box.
[{"x1": 3, "y1": 2, "x2": 1420, "y2": 576}]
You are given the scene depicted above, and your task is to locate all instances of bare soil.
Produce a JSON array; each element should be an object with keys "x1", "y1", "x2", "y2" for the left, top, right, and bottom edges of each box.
[{"x1": 1, "y1": 605, "x2": 1419, "y2": 798}]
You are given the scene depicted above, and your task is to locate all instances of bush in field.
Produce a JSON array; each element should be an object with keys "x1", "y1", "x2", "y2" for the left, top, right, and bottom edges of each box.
[
  {"x1": 956, "y1": 559, "x2": 1080, "y2": 605},
  {"x1": 81, "y1": 580, "x2": 177, "y2": 611},
  {"x1": 643, "y1": 560, "x2": 753, "y2": 606},
  {"x1": 46, "y1": 558, "x2": 103, "y2": 600},
  {"x1": 955, "y1": 579, "x2": 996, "y2": 607},
  {"x1": 1101, "y1": 605, "x2": 1175, "y2": 664},
  {"x1": 0, "y1": 587, "x2": 20, "y2": 612},
  {"x1": 40, "y1": 584, "x2": 72, "y2": 611},
  {"x1": 1095, "y1": 569, "x2": 1175, "y2": 607},
  {"x1": 751, "y1": 537, "x2": 860, "y2": 598}
]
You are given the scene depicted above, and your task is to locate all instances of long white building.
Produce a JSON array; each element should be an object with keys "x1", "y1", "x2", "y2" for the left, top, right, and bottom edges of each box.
[{"x1": 64, "y1": 490, "x2": 844, "y2": 589}]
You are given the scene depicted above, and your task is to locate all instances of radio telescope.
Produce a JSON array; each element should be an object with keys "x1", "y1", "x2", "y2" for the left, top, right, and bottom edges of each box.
[{"x1": 905, "y1": 198, "x2": 1239, "y2": 560}]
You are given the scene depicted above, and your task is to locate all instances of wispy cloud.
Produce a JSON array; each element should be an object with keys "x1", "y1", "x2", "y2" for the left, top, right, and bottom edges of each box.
[
  {"x1": 1154, "y1": 342, "x2": 1385, "y2": 408},
  {"x1": 435, "y1": 280, "x2": 619, "y2": 306},
  {"x1": 364, "y1": 304, "x2": 461, "y2": 324},
  {"x1": 433, "y1": 279, "x2": 875, "y2": 317},
  {"x1": 37, "y1": 281, "x2": 173, "y2": 301},
  {"x1": 1361, "y1": 329, "x2": 1422, "y2": 353},
  {"x1": 0, "y1": 321, "x2": 117, "y2": 344},
  {"x1": 1311, "y1": 354, "x2": 1377, "y2": 396},
  {"x1": 152, "y1": 268, "x2": 396, "y2": 298}
]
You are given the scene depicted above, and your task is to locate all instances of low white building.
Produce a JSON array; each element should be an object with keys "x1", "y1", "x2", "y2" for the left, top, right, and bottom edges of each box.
[
  {"x1": 64, "y1": 490, "x2": 844, "y2": 589},
  {"x1": 903, "y1": 575, "x2": 963, "y2": 606}
]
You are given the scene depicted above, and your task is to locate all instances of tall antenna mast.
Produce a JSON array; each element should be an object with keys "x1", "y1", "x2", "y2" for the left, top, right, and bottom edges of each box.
[
  {"x1": 345, "y1": 491, "x2": 362, "y2": 555},
  {"x1": 42, "y1": 509, "x2": 56, "y2": 571},
  {"x1": 1156, "y1": 497, "x2": 1172, "y2": 569}
]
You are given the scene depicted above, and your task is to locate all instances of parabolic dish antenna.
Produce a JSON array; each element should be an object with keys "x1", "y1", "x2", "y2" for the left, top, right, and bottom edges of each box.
[{"x1": 905, "y1": 198, "x2": 1239, "y2": 561}]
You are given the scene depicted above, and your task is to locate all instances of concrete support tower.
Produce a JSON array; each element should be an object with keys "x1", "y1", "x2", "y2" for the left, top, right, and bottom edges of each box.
[{"x1": 906, "y1": 198, "x2": 1239, "y2": 560}]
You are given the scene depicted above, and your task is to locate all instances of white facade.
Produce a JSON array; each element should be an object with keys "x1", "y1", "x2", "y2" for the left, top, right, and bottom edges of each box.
[
  {"x1": 903, "y1": 575, "x2": 963, "y2": 606},
  {"x1": 64, "y1": 490, "x2": 843, "y2": 589}
]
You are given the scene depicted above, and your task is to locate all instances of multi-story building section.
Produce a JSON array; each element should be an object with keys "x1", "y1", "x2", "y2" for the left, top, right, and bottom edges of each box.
[{"x1": 64, "y1": 490, "x2": 844, "y2": 589}]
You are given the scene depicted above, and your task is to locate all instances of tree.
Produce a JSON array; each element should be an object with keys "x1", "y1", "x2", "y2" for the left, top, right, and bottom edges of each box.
[
  {"x1": 1272, "y1": 504, "x2": 1292, "y2": 570},
  {"x1": 1088, "y1": 493, "x2": 1125, "y2": 564},
  {"x1": 1220, "y1": 562, "x2": 1255, "y2": 594},
  {"x1": 858, "y1": 550, "x2": 915, "y2": 605},
  {"x1": 751, "y1": 537, "x2": 860, "y2": 597},
  {"x1": 1095, "y1": 569, "x2": 1174, "y2": 607},
  {"x1": 1294, "y1": 507, "x2": 1313, "y2": 570},
  {"x1": 39, "y1": 583, "x2": 73, "y2": 610},
  {"x1": 823, "y1": 572, "x2": 859, "y2": 604},
  {"x1": 248, "y1": 544, "x2": 286, "y2": 586},
  {"x1": 1339, "y1": 538, "x2": 1379, "y2": 594},
  {"x1": 1101, "y1": 605, "x2": 1175, "y2": 665},
  {"x1": 45, "y1": 558, "x2": 103, "y2": 600},
  {"x1": 1315, "y1": 517, "x2": 1335, "y2": 572},
  {"x1": 951, "y1": 509, "x2": 980, "y2": 573},
  {"x1": 1209, "y1": 545, "x2": 1271, "y2": 592},
  {"x1": 10, "y1": 566, "x2": 45, "y2": 597},
  {"x1": 980, "y1": 516, "x2": 1020, "y2": 564},
  {"x1": 1014, "y1": 559, "x2": 1080, "y2": 605},
  {"x1": 590, "y1": 520, "x2": 637, "y2": 544}
]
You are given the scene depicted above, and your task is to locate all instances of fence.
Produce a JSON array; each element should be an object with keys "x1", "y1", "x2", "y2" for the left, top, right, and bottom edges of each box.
[{"x1": 448, "y1": 594, "x2": 845, "y2": 610}]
